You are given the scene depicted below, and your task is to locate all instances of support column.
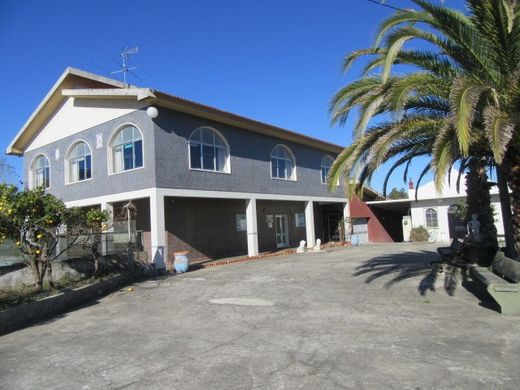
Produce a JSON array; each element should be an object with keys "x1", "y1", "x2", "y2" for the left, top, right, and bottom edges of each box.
[
  {"x1": 150, "y1": 190, "x2": 166, "y2": 269},
  {"x1": 101, "y1": 202, "x2": 114, "y2": 256},
  {"x1": 305, "y1": 201, "x2": 316, "y2": 248},
  {"x1": 343, "y1": 202, "x2": 351, "y2": 241},
  {"x1": 246, "y1": 198, "x2": 259, "y2": 257}
]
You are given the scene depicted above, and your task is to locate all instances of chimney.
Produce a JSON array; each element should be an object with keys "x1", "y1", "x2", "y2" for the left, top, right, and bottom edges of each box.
[{"x1": 408, "y1": 178, "x2": 415, "y2": 199}]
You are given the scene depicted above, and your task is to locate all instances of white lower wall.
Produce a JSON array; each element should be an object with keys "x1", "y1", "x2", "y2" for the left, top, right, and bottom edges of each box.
[{"x1": 410, "y1": 195, "x2": 505, "y2": 243}]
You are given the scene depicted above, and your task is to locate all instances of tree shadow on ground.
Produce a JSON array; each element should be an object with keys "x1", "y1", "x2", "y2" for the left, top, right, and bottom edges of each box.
[{"x1": 353, "y1": 250, "x2": 466, "y2": 296}]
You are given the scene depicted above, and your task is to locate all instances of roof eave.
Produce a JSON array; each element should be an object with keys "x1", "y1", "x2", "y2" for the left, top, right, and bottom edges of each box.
[
  {"x1": 152, "y1": 91, "x2": 344, "y2": 154},
  {"x1": 6, "y1": 67, "x2": 130, "y2": 156}
]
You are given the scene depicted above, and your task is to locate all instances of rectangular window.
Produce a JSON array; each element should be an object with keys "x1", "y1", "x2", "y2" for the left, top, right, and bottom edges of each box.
[
  {"x1": 78, "y1": 159, "x2": 85, "y2": 181},
  {"x1": 85, "y1": 155, "x2": 92, "y2": 179},
  {"x1": 286, "y1": 160, "x2": 293, "y2": 179},
  {"x1": 216, "y1": 147, "x2": 226, "y2": 171},
  {"x1": 134, "y1": 140, "x2": 143, "y2": 168},
  {"x1": 295, "y1": 213, "x2": 305, "y2": 228},
  {"x1": 202, "y1": 144, "x2": 215, "y2": 170},
  {"x1": 113, "y1": 146, "x2": 123, "y2": 173},
  {"x1": 322, "y1": 167, "x2": 329, "y2": 183},
  {"x1": 44, "y1": 167, "x2": 50, "y2": 188},
  {"x1": 277, "y1": 159, "x2": 286, "y2": 179},
  {"x1": 190, "y1": 144, "x2": 202, "y2": 169},
  {"x1": 236, "y1": 214, "x2": 247, "y2": 232},
  {"x1": 123, "y1": 144, "x2": 134, "y2": 170},
  {"x1": 71, "y1": 160, "x2": 78, "y2": 182},
  {"x1": 271, "y1": 158, "x2": 278, "y2": 178}
]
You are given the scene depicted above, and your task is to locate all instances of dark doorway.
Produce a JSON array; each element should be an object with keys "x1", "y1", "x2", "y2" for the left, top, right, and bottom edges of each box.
[
  {"x1": 324, "y1": 213, "x2": 341, "y2": 241},
  {"x1": 448, "y1": 204, "x2": 465, "y2": 239}
]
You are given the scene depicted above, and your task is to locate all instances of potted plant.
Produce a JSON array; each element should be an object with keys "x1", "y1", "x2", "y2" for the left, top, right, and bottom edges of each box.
[{"x1": 173, "y1": 250, "x2": 190, "y2": 273}]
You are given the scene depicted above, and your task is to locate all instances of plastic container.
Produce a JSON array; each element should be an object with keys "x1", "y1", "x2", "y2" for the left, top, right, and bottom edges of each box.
[
  {"x1": 173, "y1": 251, "x2": 190, "y2": 273},
  {"x1": 350, "y1": 234, "x2": 360, "y2": 246}
]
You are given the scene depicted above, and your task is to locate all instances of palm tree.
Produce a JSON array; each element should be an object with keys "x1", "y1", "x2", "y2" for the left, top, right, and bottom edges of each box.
[{"x1": 330, "y1": 0, "x2": 520, "y2": 258}]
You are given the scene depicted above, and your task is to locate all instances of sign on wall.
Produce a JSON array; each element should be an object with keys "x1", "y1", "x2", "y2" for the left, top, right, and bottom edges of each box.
[
  {"x1": 266, "y1": 214, "x2": 274, "y2": 228},
  {"x1": 96, "y1": 134, "x2": 103, "y2": 149}
]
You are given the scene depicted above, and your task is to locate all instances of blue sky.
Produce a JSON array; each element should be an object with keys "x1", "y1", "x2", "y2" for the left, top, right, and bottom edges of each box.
[{"x1": 0, "y1": 0, "x2": 465, "y2": 193}]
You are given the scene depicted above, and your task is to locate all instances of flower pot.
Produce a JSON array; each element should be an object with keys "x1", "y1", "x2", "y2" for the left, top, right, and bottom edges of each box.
[{"x1": 174, "y1": 251, "x2": 190, "y2": 273}]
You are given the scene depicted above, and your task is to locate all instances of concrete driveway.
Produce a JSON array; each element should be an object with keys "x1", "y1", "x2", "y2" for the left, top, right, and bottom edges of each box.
[{"x1": 1, "y1": 243, "x2": 519, "y2": 389}]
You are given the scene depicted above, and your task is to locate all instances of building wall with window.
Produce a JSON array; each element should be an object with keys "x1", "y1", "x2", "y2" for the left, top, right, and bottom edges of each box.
[
  {"x1": 24, "y1": 106, "x2": 342, "y2": 202},
  {"x1": 410, "y1": 196, "x2": 504, "y2": 242},
  {"x1": 23, "y1": 109, "x2": 156, "y2": 202},
  {"x1": 153, "y1": 109, "x2": 342, "y2": 197},
  {"x1": 12, "y1": 68, "x2": 350, "y2": 266}
]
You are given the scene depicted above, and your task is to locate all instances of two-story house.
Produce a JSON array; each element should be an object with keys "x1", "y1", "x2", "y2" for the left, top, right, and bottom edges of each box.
[{"x1": 7, "y1": 68, "x2": 349, "y2": 268}]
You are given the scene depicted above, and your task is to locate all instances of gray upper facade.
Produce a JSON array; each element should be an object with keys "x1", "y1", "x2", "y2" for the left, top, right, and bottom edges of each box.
[
  {"x1": 14, "y1": 68, "x2": 345, "y2": 203},
  {"x1": 24, "y1": 105, "x2": 344, "y2": 202}
]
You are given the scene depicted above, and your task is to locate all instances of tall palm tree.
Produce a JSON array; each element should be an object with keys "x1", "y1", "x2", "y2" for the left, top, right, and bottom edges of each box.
[{"x1": 330, "y1": 0, "x2": 520, "y2": 258}]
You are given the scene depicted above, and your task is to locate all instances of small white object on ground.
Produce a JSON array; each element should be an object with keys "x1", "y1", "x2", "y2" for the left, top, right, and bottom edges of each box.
[
  {"x1": 297, "y1": 240, "x2": 306, "y2": 253},
  {"x1": 312, "y1": 239, "x2": 322, "y2": 252}
]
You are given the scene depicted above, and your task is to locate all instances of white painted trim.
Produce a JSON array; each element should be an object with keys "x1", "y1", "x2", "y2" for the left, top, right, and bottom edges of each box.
[
  {"x1": 64, "y1": 188, "x2": 154, "y2": 207},
  {"x1": 246, "y1": 198, "x2": 259, "y2": 257},
  {"x1": 64, "y1": 139, "x2": 93, "y2": 185},
  {"x1": 270, "y1": 144, "x2": 297, "y2": 181},
  {"x1": 62, "y1": 88, "x2": 155, "y2": 101},
  {"x1": 107, "y1": 122, "x2": 145, "y2": 176},
  {"x1": 305, "y1": 201, "x2": 316, "y2": 248},
  {"x1": 64, "y1": 187, "x2": 347, "y2": 208},
  {"x1": 187, "y1": 126, "x2": 231, "y2": 174},
  {"x1": 150, "y1": 189, "x2": 166, "y2": 269},
  {"x1": 342, "y1": 202, "x2": 350, "y2": 238},
  {"x1": 29, "y1": 153, "x2": 51, "y2": 190},
  {"x1": 189, "y1": 167, "x2": 231, "y2": 175}
]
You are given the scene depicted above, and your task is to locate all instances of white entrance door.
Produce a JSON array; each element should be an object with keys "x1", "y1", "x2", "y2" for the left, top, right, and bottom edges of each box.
[{"x1": 275, "y1": 214, "x2": 289, "y2": 248}]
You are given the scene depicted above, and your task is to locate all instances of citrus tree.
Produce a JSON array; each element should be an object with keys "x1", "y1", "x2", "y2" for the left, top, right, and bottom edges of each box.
[
  {"x1": 0, "y1": 184, "x2": 84, "y2": 292},
  {"x1": 82, "y1": 208, "x2": 111, "y2": 275}
]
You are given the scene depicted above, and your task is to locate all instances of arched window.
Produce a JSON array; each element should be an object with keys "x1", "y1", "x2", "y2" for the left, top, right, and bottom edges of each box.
[
  {"x1": 110, "y1": 125, "x2": 143, "y2": 173},
  {"x1": 67, "y1": 141, "x2": 92, "y2": 183},
  {"x1": 425, "y1": 208, "x2": 438, "y2": 228},
  {"x1": 271, "y1": 145, "x2": 296, "y2": 180},
  {"x1": 321, "y1": 156, "x2": 334, "y2": 184},
  {"x1": 30, "y1": 154, "x2": 50, "y2": 189},
  {"x1": 189, "y1": 127, "x2": 230, "y2": 172}
]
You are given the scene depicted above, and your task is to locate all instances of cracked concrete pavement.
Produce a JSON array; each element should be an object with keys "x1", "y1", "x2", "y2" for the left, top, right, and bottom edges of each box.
[{"x1": 1, "y1": 243, "x2": 519, "y2": 389}]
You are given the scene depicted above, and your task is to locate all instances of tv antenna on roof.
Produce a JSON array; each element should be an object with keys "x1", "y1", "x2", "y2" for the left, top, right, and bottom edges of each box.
[{"x1": 110, "y1": 46, "x2": 139, "y2": 86}]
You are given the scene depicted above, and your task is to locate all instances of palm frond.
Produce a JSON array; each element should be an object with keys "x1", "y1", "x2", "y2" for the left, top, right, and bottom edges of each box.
[
  {"x1": 449, "y1": 76, "x2": 485, "y2": 156},
  {"x1": 483, "y1": 106, "x2": 516, "y2": 163}
]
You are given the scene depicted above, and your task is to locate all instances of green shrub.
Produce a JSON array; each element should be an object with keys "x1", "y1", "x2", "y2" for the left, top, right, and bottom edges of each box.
[{"x1": 410, "y1": 226, "x2": 430, "y2": 242}]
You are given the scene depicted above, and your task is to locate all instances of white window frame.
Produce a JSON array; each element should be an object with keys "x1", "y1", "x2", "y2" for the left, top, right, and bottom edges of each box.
[
  {"x1": 270, "y1": 144, "x2": 296, "y2": 181},
  {"x1": 29, "y1": 154, "x2": 51, "y2": 189},
  {"x1": 321, "y1": 155, "x2": 334, "y2": 184},
  {"x1": 295, "y1": 212, "x2": 305, "y2": 228},
  {"x1": 108, "y1": 123, "x2": 144, "y2": 175},
  {"x1": 236, "y1": 214, "x2": 247, "y2": 231},
  {"x1": 425, "y1": 208, "x2": 439, "y2": 228},
  {"x1": 188, "y1": 126, "x2": 230, "y2": 174},
  {"x1": 65, "y1": 140, "x2": 92, "y2": 184}
]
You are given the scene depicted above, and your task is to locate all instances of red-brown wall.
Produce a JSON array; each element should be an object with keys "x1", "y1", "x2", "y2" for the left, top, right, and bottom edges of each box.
[{"x1": 350, "y1": 197, "x2": 394, "y2": 243}]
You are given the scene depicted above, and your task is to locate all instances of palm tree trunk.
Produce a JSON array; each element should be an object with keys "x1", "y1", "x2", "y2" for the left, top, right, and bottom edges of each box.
[
  {"x1": 497, "y1": 164, "x2": 517, "y2": 259},
  {"x1": 504, "y1": 148, "x2": 520, "y2": 259},
  {"x1": 465, "y1": 158, "x2": 498, "y2": 265}
]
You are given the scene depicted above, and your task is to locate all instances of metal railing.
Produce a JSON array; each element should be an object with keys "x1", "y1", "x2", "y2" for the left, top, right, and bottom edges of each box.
[{"x1": 56, "y1": 230, "x2": 144, "y2": 260}]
